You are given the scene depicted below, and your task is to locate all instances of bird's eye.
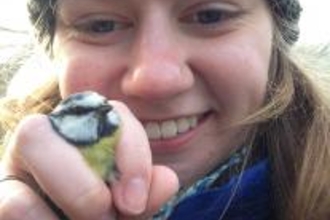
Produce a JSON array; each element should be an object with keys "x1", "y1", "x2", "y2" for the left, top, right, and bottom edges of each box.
[{"x1": 71, "y1": 106, "x2": 88, "y2": 115}]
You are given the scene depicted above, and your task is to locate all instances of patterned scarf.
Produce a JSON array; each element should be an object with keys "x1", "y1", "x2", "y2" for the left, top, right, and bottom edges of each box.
[{"x1": 153, "y1": 147, "x2": 248, "y2": 220}]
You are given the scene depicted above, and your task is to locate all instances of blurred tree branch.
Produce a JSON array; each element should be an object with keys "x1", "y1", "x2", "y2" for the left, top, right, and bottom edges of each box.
[
  {"x1": 0, "y1": 26, "x2": 28, "y2": 35},
  {"x1": 0, "y1": 25, "x2": 32, "y2": 97}
]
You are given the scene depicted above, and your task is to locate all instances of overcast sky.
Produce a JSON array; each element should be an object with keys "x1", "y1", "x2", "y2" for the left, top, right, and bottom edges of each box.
[{"x1": 0, "y1": 0, "x2": 329, "y2": 45}]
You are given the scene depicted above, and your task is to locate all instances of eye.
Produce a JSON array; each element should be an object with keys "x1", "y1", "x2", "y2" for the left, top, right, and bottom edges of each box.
[
  {"x1": 71, "y1": 106, "x2": 89, "y2": 115},
  {"x1": 84, "y1": 20, "x2": 116, "y2": 33},
  {"x1": 181, "y1": 4, "x2": 240, "y2": 27},
  {"x1": 194, "y1": 9, "x2": 228, "y2": 25},
  {"x1": 74, "y1": 19, "x2": 131, "y2": 35},
  {"x1": 65, "y1": 15, "x2": 133, "y2": 44}
]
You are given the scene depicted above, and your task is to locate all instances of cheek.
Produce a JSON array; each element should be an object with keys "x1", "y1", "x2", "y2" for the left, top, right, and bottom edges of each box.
[
  {"x1": 54, "y1": 48, "x2": 125, "y2": 98},
  {"x1": 223, "y1": 45, "x2": 269, "y2": 105},
  {"x1": 193, "y1": 36, "x2": 271, "y2": 118},
  {"x1": 57, "y1": 56, "x2": 103, "y2": 96}
]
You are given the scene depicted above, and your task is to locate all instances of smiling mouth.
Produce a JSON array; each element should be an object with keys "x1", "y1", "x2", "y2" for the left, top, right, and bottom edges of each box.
[{"x1": 142, "y1": 112, "x2": 211, "y2": 140}]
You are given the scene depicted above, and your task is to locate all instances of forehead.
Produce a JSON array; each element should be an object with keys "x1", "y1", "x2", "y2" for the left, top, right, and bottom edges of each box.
[
  {"x1": 55, "y1": 0, "x2": 268, "y2": 20},
  {"x1": 56, "y1": 0, "x2": 263, "y2": 9}
]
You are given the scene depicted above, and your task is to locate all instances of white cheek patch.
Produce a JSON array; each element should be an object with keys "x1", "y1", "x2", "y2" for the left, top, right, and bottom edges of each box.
[
  {"x1": 107, "y1": 110, "x2": 121, "y2": 127},
  {"x1": 55, "y1": 113, "x2": 99, "y2": 144}
]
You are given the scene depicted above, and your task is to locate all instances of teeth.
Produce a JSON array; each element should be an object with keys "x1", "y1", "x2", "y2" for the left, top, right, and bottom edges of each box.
[
  {"x1": 144, "y1": 116, "x2": 200, "y2": 140},
  {"x1": 145, "y1": 122, "x2": 161, "y2": 140},
  {"x1": 161, "y1": 120, "x2": 177, "y2": 139},
  {"x1": 190, "y1": 117, "x2": 198, "y2": 128},
  {"x1": 177, "y1": 118, "x2": 190, "y2": 133}
]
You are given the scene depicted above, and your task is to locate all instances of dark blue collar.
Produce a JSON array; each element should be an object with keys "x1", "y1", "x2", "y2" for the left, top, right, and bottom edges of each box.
[{"x1": 168, "y1": 159, "x2": 272, "y2": 220}]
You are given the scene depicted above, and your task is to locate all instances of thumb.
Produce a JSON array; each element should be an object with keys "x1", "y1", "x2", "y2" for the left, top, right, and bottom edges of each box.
[
  {"x1": 146, "y1": 165, "x2": 179, "y2": 216},
  {"x1": 121, "y1": 165, "x2": 179, "y2": 220}
]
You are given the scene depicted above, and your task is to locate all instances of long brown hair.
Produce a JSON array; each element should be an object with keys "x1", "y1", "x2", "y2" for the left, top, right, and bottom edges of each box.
[
  {"x1": 249, "y1": 46, "x2": 330, "y2": 220},
  {"x1": 252, "y1": 7, "x2": 330, "y2": 219}
]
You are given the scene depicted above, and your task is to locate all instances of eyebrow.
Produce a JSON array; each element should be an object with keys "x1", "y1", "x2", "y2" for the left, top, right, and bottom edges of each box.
[
  {"x1": 57, "y1": 0, "x2": 118, "y2": 11},
  {"x1": 60, "y1": 0, "x2": 118, "y2": 3},
  {"x1": 58, "y1": 0, "x2": 125, "y2": 8}
]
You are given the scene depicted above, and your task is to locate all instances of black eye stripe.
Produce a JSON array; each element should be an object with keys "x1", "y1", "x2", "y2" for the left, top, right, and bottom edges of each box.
[
  {"x1": 57, "y1": 105, "x2": 94, "y2": 115},
  {"x1": 61, "y1": 104, "x2": 111, "y2": 115},
  {"x1": 71, "y1": 107, "x2": 92, "y2": 114}
]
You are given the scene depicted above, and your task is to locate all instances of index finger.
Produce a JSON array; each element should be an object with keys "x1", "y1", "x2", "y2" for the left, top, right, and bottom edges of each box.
[{"x1": 3, "y1": 114, "x2": 114, "y2": 220}]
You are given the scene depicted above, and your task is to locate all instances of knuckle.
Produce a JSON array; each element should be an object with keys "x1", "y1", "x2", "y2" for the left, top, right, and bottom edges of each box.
[
  {"x1": 0, "y1": 185, "x2": 40, "y2": 220},
  {"x1": 15, "y1": 114, "x2": 48, "y2": 144},
  {"x1": 12, "y1": 114, "x2": 49, "y2": 154}
]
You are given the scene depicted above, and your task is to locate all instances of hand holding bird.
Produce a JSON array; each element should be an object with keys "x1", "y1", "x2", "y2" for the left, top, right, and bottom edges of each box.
[{"x1": 0, "y1": 92, "x2": 178, "y2": 220}]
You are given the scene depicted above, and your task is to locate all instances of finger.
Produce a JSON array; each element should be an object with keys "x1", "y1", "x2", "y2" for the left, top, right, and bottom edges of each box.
[
  {"x1": 145, "y1": 165, "x2": 179, "y2": 216},
  {"x1": 0, "y1": 178, "x2": 59, "y2": 220},
  {"x1": 6, "y1": 114, "x2": 114, "y2": 220},
  {"x1": 119, "y1": 166, "x2": 179, "y2": 220},
  {"x1": 109, "y1": 102, "x2": 152, "y2": 215}
]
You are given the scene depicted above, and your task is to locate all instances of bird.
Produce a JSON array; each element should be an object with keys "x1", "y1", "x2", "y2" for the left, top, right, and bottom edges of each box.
[{"x1": 48, "y1": 91, "x2": 121, "y2": 182}]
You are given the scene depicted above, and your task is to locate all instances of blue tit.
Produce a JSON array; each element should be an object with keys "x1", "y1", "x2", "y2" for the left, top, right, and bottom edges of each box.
[{"x1": 48, "y1": 91, "x2": 121, "y2": 182}]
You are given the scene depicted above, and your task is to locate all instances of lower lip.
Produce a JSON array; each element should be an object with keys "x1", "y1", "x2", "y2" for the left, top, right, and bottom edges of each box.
[{"x1": 149, "y1": 112, "x2": 212, "y2": 154}]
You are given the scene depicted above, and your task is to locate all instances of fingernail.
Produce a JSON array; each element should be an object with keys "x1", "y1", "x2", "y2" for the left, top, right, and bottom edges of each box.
[{"x1": 123, "y1": 177, "x2": 147, "y2": 214}]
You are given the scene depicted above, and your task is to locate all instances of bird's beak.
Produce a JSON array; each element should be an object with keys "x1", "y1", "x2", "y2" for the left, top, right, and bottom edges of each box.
[{"x1": 98, "y1": 104, "x2": 113, "y2": 114}]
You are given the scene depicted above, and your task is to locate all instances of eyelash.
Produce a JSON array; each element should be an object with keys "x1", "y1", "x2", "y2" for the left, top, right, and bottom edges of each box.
[
  {"x1": 67, "y1": 5, "x2": 240, "y2": 43},
  {"x1": 66, "y1": 16, "x2": 132, "y2": 45},
  {"x1": 182, "y1": 8, "x2": 238, "y2": 26},
  {"x1": 73, "y1": 19, "x2": 131, "y2": 35}
]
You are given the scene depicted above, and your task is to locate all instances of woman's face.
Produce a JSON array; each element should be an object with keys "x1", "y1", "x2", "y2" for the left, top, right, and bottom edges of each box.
[{"x1": 53, "y1": 0, "x2": 273, "y2": 186}]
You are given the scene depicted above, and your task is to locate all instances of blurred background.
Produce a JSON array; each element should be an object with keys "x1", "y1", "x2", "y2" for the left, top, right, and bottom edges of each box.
[{"x1": 0, "y1": 0, "x2": 329, "y2": 96}]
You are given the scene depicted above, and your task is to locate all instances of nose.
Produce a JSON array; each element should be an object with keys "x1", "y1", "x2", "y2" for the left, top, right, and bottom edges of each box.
[{"x1": 121, "y1": 18, "x2": 194, "y2": 100}]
